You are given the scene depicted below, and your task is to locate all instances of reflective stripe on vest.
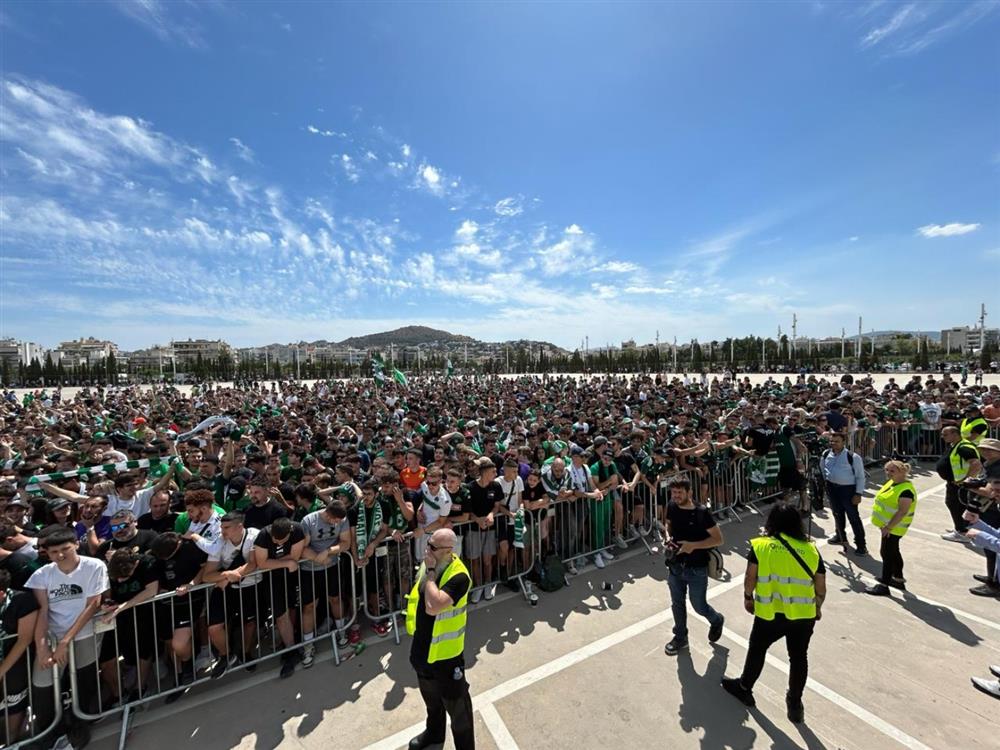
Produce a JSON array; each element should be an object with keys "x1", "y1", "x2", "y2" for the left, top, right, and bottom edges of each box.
[
  {"x1": 871, "y1": 480, "x2": 917, "y2": 537},
  {"x1": 949, "y1": 439, "x2": 979, "y2": 482},
  {"x1": 404, "y1": 555, "x2": 471, "y2": 664},
  {"x1": 961, "y1": 417, "x2": 987, "y2": 444},
  {"x1": 749, "y1": 534, "x2": 819, "y2": 621}
]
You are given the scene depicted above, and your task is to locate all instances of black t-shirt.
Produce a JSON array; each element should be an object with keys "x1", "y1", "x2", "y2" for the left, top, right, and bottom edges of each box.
[
  {"x1": 152, "y1": 540, "x2": 208, "y2": 592},
  {"x1": 744, "y1": 427, "x2": 776, "y2": 456},
  {"x1": 409, "y1": 564, "x2": 471, "y2": 673},
  {"x1": 464, "y1": 480, "x2": 504, "y2": 518},
  {"x1": 935, "y1": 443, "x2": 979, "y2": 482},
  {"x1": 96, "y1": 529, "x2": 158, "y2": 561},
  {"x1": 0, "y1": 590, "x2": 39, "y2": 683},
  {"x1": 823, "y1": 411, "x2": 847, "y2": 431},
  {"x1": 137, "y1": 512, "x2": 178, "y2": 534},
  {"x1": 0, "y1": 551, "x2": 39, "y2": 591},
  {"x1": 254, "y1": 523, "x2": 306, "y2": 559},
  {"x1": 445, "y1": 484, "x2": 470, "y2": 518},
  {"x1": 244, "y1": 501, "x2": 291, "y2": 530},
  {"x1": 108, "y1": 555, "x2": 158, "y2": 605},
  {"x1": 666, "y1": 502, "x2": 717, "y2": 567}
]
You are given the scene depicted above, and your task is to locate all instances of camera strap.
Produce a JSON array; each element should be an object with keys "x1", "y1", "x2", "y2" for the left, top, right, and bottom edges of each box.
[{"x1": 776, "y1": 534, "x2": 816, "y2": 583}]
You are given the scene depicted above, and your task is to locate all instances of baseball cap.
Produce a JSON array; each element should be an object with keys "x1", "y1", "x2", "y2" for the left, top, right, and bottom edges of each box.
[
  {"x1": 976, "y1": 438, "x2": 1000, "y2": 453},
  {"x1": 46, "y1": 498, "x2": 71, "y2": 512}
]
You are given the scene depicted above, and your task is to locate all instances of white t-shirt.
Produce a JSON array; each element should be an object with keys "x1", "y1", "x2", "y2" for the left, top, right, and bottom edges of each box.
[
  {"x1": 105, "y1": 485, "x2": 156, "y2": 518},
  {"x1": 496, "y1": 475, "x2": 524, "y2": 512},
  {"x1": 27, "y1": 557, "x2": 109, "y2": 641},
  {"x1": 207, "y1": 528, "x2": 262, "y2": 588},
  {"x1": 920, "y1": 402, "x2": 942, "y2": 429},
  {"x1": 419, "y1": 483, "x2": 453, "y2": 528},
  {"x1": 188, "y1": 513, "x2": 223, "y2": 556}
]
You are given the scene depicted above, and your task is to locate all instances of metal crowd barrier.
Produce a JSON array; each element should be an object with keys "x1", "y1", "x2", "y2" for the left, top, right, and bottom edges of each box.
[
  {"x1": 69, "y1": 556, "x2": 358, "y2": 750},
  {"x1": 2, "y1": 634, "x2": 62, "y2": 750}
]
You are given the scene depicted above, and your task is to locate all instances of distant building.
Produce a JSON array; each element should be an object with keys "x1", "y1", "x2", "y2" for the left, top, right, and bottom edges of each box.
[
  {"x1": 940, "y1": 326, "x2": 1000, "y2": 353},
  {"x1": 172, "y1": 338, "x2": 234, "y2": 366},
  {"x1": 55, "y1": 337, "x2": 118, "y2": 367},
  {"x1": 128, "y1": 345, "x2": 176, "y2": 373},
  {"x1": 0, "y1": 338, "x2": 46, "y2": 367}
]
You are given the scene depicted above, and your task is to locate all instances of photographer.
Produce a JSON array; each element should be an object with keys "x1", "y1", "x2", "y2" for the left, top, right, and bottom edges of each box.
[
  {"x1": 663, "y1": 478, "x2": 724, "y2": 657},
  {"x1": 963, "y1": 439, "x2": 1000, "y2": 597}
]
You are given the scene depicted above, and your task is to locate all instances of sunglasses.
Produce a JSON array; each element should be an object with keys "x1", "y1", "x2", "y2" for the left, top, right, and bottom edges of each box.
[
  {"x1": 110, "y1": 523, "x2": 131, "y2": 533},
  {"x1": 427, "y1": 542, "x2": 453, "y2": 552}
]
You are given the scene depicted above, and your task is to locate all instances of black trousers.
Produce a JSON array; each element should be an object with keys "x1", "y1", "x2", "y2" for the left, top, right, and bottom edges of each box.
[
  {"x1": 739, "y1": 615, "x2": 815, "y2": 702},
  {"x1": 945, "y1": 483, "x2": 969, "y2": 533},
  {"x1": 416, "y1": 667, "x2": 475, "y2": 750},
  {"x1": 879, "y1": 533, "x2": 904, "y2": 583}
]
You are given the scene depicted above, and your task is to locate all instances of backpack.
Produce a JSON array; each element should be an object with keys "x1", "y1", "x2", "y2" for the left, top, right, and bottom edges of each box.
[{"x1": 536, "y1": 554, "x2": 567, "y2": 592}]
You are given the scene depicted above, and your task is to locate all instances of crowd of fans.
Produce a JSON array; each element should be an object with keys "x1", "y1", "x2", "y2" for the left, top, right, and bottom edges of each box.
[{"x1": 0, "y1": 369, "x2": 998, "y2": 747}]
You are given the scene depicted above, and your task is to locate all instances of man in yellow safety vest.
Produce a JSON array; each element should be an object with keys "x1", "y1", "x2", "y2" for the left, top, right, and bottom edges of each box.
[
  {"x1": 405, "y1": 527, "x2": 475, "y2": 750},
  {"x1": 721, "y1": 504, "x2": 826, "y2": 724}
]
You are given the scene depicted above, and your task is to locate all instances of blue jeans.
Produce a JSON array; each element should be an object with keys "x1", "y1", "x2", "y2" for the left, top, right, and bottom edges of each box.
[{"x1": 667, "y1": 565, "x2": 722, "y2": 641}]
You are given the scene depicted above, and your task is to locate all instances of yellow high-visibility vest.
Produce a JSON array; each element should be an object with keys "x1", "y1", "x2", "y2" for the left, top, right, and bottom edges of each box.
[
  {"x1": 750, "y1": 534, "x2": 820, "y2": 621},
  {"x1": 871, "y1": 480, "x2": 917, "y2": 537},
  {"x1": 405, "y1": 555, "x2": 470, "y2": 663}
]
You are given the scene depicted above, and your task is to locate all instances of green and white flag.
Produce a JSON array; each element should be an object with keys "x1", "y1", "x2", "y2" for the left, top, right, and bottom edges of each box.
[
  {"x1": 392, "y1": 368, "x2": 408, "y2": 387},
  {"x1": 371, "y1": 355, "x2": 386, "y2": 385},
  {"x1": 25, "y1": 456, "x2": 179, "y2": 494},
  {"x1": 445, "y1": 358, "x2": 454, "y2": 379}
]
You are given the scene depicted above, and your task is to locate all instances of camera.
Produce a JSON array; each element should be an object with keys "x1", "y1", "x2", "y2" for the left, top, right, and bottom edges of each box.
[{"x1": 663, "y1": 540, "x2": 681, "y2": 566}]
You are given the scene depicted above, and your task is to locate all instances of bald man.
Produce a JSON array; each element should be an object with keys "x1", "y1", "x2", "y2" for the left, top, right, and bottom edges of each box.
[{"x1": 406, "y1": 528, "x2": 475, "y2": 750}]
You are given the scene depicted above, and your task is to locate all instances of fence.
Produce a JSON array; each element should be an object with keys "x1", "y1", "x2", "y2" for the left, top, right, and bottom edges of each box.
[
  {"x1": 1, "y1": 632, "x2": 63, "y2": 750},
  {"x1": 850, "y1": 423, "x2": 1000, "y2": 467}
]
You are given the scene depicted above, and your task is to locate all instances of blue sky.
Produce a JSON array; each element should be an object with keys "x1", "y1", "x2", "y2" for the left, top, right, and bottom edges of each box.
[{"x1": 1, "y1": 1, "x2": 998, "y2": 351}]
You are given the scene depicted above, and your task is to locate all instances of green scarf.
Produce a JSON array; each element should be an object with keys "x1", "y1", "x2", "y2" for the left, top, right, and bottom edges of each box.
[
  {"x1": 513, "y1": 507, "x2": 525, "y2": 549},
  {"x1": 357, "y1": 499, "x2": 383, "y2": 551}
]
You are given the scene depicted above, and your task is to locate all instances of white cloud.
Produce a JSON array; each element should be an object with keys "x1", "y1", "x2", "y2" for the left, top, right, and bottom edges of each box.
[
  {"x1": 494, "y1": 196, "x2": 524, "y2": 217},
  {"x1": 535, "y1": 224, "x2": 597, "y2": 275},
  {"x1": 226, "y1": 175, "x2": 253, "y2": 205},
  {"x1": 420, "y1": 163, "x2": 443, "y2": 195},
  {"x1": 455, "y1": 220, "x2": 479, "y2": 241},
  {"x1": 113, "y1": 0, "x2": 206, "y2": 48},
  {"x1": 339, "y1": 154, "x2": 360, "y2": 183},
  {"x1": 592, "y1": 260, "x2": 639, "y2": 273},
  {"x1": 849, "y1": 235, "x2": 860, "y2": 242},
  {"x1": 229, "y1": 137, "x2": 254, "y2": 163},
  {"x1": 364, "y1": 150, "x2": 378, "y2": 161},
  {"x1": 917, "y1": 222, "x2": 980, "y2": 238},
  {"x1": 861, "y1": 4, "x2": 918, "y2": 48},
  {"x1": 306, "y1": 125, "x2": 343, "y2": 137},
  {"x1": 401, "y1": 143, "x2": 412, "y2": 159}
]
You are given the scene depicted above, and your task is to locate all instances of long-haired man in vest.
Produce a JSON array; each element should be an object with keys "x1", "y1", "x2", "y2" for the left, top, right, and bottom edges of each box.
[
  {"x1": 405, "y1": 527, "x2": 475, "y2": 750},
  {"x1": 721, "y1": 504, "x2": 827, "y2": 724}
]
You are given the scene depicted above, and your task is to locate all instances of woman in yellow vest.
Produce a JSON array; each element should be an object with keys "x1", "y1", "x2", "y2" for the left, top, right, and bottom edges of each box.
[
  {"x1": 865, "y1": 460, "x2": 917, "y2": 596},
  {"x1": 404, "y1": 528, "x2": 475, "y2": 750},
  {"x1": 721, "y1": 504, "x2": 826, "y2": 724}
]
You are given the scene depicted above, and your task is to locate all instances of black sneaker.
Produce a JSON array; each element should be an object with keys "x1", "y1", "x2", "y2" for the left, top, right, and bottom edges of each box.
[
  {"x1": 826, "y1": 534, "x2": 846, "y2": 545},
  {"x1": 865, "y1": 583, "x2": 891, "y2": 596},
  {"x1": 887, "y1": 578, "x2": 907, "y2": 591},
  {"x1": 721, "y1": 677, "x2": 756, "y2": 707},
  {"x1": 973, "y1": 574, "x2": 994, "y2": 585},
  {"x1": 279, "y1": 655, "x2": 296, "y2": 679},
  {"x1": 408, "y1": 731, "x2": 446, "y2": 750},
  {"x1": 852, "y1": 545, "x2": 868, "y2": 556},
  {"x1": 786, "y1": 696, "x2": 805, "y2": 723},
  {"x1": 664, "y1": 637, "x2": 688, "y2": 656},
  {"x1": 164, "y1": 687, "x2": 188, "y2": 705},
  {"x1": 211, "y1": 654, "x2": 235, "y2": 680},
  {"x1": 708, "y1": 615, "x2": 724, "y2": 643},
  {"x1": 969, "y1": 583, "x2": 1000, "y2": 598}
]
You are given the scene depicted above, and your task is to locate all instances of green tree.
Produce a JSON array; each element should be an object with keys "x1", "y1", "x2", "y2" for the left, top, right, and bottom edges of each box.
[
  {"x1": 982, "y1": 340, "x2": 995, "y2": 369},
  {"x1": 691, "y1": 341, "x2": 703, "y2": 371}
]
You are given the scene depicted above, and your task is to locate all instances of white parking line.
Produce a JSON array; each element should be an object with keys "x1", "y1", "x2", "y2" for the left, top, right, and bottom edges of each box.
[
  {"x1": 719, "y1": 626, "x2": 935, "y2": 750},
  {"x1": 479, "y1": 702, "x2": 520, "y2": 750}
]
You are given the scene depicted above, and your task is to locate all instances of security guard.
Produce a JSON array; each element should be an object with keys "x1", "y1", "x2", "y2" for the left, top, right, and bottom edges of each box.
[
  {"x1": 960, "y1": 404, "x2": 989, "y2": 445},
  {"x1": 937, "y1": 425, "x2": 982, "y2": 542},
  {"x1": 722, "y1": 504, "x2": 826, "y2": 724},
  {"x1": 405, "y1": 528, "x2": 475, "y2": 750},
  {"x1": 866, "y1": 460, "x2": 917, "y2": 596}
]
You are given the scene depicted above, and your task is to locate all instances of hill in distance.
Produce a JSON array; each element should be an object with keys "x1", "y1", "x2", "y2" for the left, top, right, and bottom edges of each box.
[{"x1": 337, "y1": 326, "x2": 476, "y2": 349}]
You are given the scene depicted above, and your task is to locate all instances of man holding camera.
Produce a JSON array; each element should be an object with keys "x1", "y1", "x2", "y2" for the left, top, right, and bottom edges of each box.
[
  {"x1": 963, "y1": 439, "x2": 1000, "y2": 597},
  {"x1": 962, "y1": 471, "x2": 1000, "y2": 698},
  {"x1": 663, "y1": 478, "x2": 725, "y2": 656}
]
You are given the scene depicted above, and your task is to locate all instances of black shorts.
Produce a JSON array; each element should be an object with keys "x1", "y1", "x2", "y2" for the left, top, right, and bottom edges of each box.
[
  {"x1": 778, "y1": 466, "x2": 804, "y2": 491},
  {"x1": 299, "y1": 565, "x2": 344, "y2": 605},
  {"x1": 100, "y1": 609, "x2": 157, "y2": 664},
  {"x1": 0, "y1": 660, "x2": 30, "y2": 713},
  {"x1": 155, "y1": 589, "x2": 206, "y2": 632},
  {"x1": 261, "y1": 572, "x2": 300, "y2": 617},
  {"x1": 207, "y1": 584, "x2": 266, "y2": 627},
  {"x1": 497, "y1": 517, "x2": 517, "y2": 545}
]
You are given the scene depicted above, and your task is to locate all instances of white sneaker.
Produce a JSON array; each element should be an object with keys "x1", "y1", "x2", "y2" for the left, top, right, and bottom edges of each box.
[
  {"x1": 601, "y1": 550, "x2": 615, "y2": 562},
  {"x1": 470, "y1": 588, "x2": 483, "y2": 603},
  {"x1": 195, "y1": 648, "x2": 213, "y2": 671},
  {"x1": 301, "y1": 643, "x2": 315, "y2": 669},
  {"x1": 566, "y1": 561, "x2": 579, "y2": 575},
  {"x1": 971, "y1": 676, "x2": 1000, "y2": 698},
  {"x1": 941, "y1": 530, "x2": 966, "y2": 542},
  {"x1": 629, "y1": 524, "x2": 643, "y2": 538},
  {"x1": 484, "y1": 583, "x2": 497, "y2": 600},
  {"x1": 614, "y1": 534, "x2": 628, "y2": 550},
  {"x1": 335, "y1": 629, "x2": 349, "y2": 648},
  {"x1": 594, "y1": 553, "x2": 606, "y2": 569}
]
